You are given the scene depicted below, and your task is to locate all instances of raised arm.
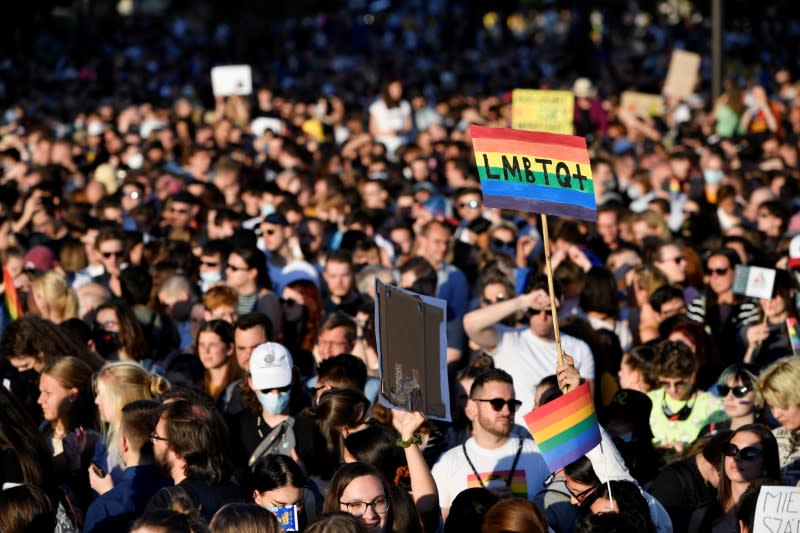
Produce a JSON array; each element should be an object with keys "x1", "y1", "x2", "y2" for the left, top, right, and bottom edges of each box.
[
  {"x1": 395, "y1": 408, "x2": 441, "y2": 533},
  {"x1": 463, "y1": 289, "x2": 548, "y2": 351}
]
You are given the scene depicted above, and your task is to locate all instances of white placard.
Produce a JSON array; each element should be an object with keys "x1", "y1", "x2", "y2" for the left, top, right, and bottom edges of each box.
[
  {"x1": 754, "y1": 486, "x2": 800, "y2": 533},
  {"x1": 211, "y1": 65, "x2": 253, "y2": 96}
]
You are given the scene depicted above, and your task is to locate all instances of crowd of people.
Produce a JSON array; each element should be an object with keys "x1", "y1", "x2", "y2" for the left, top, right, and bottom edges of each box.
[{"x1": 2, "y1": 2, "x2": 800, "y2": 533}]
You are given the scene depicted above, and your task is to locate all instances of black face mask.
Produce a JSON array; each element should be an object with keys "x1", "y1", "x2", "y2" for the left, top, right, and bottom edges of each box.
[
  {"x1": 170, "y1": 300, "x2": 195, "y2": 322},
  {"x1": 93, "y1": 329, "x2": 119, "y2": 358}
]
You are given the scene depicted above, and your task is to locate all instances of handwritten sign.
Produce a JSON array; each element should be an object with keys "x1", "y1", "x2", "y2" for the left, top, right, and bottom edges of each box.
[
  {"x1": 469, "y1": 125, "x2": 596, "y2": 221},
  {"x1": 512, "y1": 89, "x2": 574, "y2": 135},
  {"x1": 754, "y1": 486, "x2": 800, "y2": 533},
  {"x1": 620, "y1": 91, "x2": 665, "y2": 118},
  {"x1": 664, "y1": 50, "x2": 700, "y2": 100}
]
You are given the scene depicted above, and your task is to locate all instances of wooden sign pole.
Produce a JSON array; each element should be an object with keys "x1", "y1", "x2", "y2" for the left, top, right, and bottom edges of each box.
[{"x1": 540, "y1": 213, "x2": 564, "y2": 366}]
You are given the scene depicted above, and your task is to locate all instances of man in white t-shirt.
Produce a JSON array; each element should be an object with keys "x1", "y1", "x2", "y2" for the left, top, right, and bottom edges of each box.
[
  {"x1": 431, "y1": 369, "x2": 549, "y2": 518},
  {"x1": 464, "y1": 275, "x2": 595, "y2": 425}
]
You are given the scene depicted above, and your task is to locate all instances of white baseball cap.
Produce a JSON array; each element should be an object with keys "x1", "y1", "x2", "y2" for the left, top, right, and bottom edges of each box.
[{"x1": 250, "y1": 342, "x2": 293, "y2": 391}]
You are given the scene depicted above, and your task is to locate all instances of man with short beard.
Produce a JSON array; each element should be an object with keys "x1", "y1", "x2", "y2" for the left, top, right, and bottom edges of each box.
[
  {"x1": 431, "y1": 369, "x2": 549, "y2": 519},
  {"x1": 146, "y1": 400, "x2": 244, "y2": 520}
]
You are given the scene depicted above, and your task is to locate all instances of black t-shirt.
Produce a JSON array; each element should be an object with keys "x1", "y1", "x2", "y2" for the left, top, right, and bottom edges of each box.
[
  {"x1": 648, "y1": 458, "x2": 715, "y2": 533},
  {"x1": 146, "y1": 477, "x2": 245, "y2": 522}
]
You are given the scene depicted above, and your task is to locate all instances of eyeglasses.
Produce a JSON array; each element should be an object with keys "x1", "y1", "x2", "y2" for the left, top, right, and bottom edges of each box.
[
  {"x1": 124, "y1": 190, "x2": 141, "y2": 200},
  {"x1": 339, "y1": 497, "x2": 390, "y2": 517},
  {"x1": 471, "y1": 397, "x2": 523, "y2": 412},
  {"x1": 566, "y1": 484, "x2": 598, "y2": 503},
  {"x1": 482, "y1": 295, "x2": 507, "y2": 305},
  {"x1": 150, "y1": 432, "x2": 168, "y2": 442},
  {"x1": 490, "y1": 238, "x2": 516, "y2": 249},
  {"x1": 659, "y1": 256, "x2": 685, "y2": 265},
  {"x1": 226, "y1": 264, "x2": 248, "y2": 272},
  {"x1": 101, "y1": 250, "x2": 124, "y2": 259},
  {"x1": 524, "y1": 308, "x2": 553, "y2": 320},
  {"x1": 724, "y1": 444, "x2": 763, "y2": 461},
  {"x1": 718, "y1": 384, "x2": 752, "y2": 398},
  {"x1": 708, "y1": 267, "x2": 730, "y2": 276},
  {"x1": 201, "y1": 260, "x2": 220, "y2": 268},
  {"x1": 458, "y1": 200, "x2": 481, "y2": 209}
]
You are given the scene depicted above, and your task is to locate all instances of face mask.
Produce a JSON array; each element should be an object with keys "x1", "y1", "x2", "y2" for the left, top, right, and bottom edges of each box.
[
  {"x1": 627, "y1": 186, "x2": 643, "y2": 200},
  {"x1": 128, "y1": 152, "x2": 144, "y2": 170},
  {"x1": 397, "y1": 206, "x2": 412, "y2": 219},
  {"x1": 261, "y1": 203, "x2": 275, "y2": 217},
  {"x1": 282, "y1": 300, "x2": 304, "y2": 323},
  {"x1": 704, "y1": 169, "x2": 724, "y2": 185},
  {"x1": 93, "y1": 329, "x2": 119, "y2": 357},
  {"x1": 257, "y1": 390, "x2": 291, "y2": 414},
  {"x1": 200, "y1": 270, "x2": 222, "y2": 284},
  {"x1": 618, "y1": 432, "x2": 634, "y2": 443}
]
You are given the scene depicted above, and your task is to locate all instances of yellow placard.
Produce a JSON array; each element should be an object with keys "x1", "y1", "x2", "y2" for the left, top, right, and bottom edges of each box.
[
  {"x1": 512, "y1": 89, "x2": 574, "y2": 135},
  {"x1": 664, "y1": 50, "x2": 700, "y2": 100},
  {"x1": 620, "y1": 91, "x2": 665, "y2": 118}
]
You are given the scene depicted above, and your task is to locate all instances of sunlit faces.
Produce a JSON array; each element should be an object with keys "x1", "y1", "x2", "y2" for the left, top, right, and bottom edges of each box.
[
  {"x1": 206, "y1": 304, "x2": 237, "y2": 324},
  {"x1": 234, "y1": 325, "x2": 268, "y2": 371},
  {"x1": 770, "y1": 403, "x2": 800, "y2": 433},
  {"x1": 658, "y1": 375, "x2": 694, "y2": 401},
  {"x1": 95, "y1": 307, "x2": 120, "y2": 333},
  {"x1": 706, "y1": 254, "x2": 734, "y2": 296},
  {"x1": 721, "y1": 379, "x2": 755, "y2": 419},
  {"x1": 617, "y1": 354, "x2": 644, "y2": 392},
  {"x1": 94, "y1": 377, "x2": 117, "y2": 423},
  {"x1": 418, "y1": 224, "x2": 450, "y2": 268},
  {"x1": 468, "y1": 380, "x2": 516, "y2": 439},
  {"x1": 323, "y1": 260, "x2": 354, "y2": 299},
  {"x1": 38, "y1": 373, "x2": 77, "y2": 423},
  {"x1": 97, "y1": 239, "x2": 126, "y2": 275},
  {"x1": 724, "y1": 431, "x2": 765, "y2": 484},
  {"x1": 595, "y1": 210, "x2": 619, "y2": 247},
  {"x1": 654, "y1": 244, "x2": 686, "y2": 284},
  {"x1": 339, "y1": 474, "x2": 388, "y2": 533},
  {"x1": 254, "y1": 484, "x2": 305, "y2": 511},
  {"x1": 316, "y1": 326, "x2": 352, "y2": 362},
  {"x1": 197, "y1": 330, "x2": 233, "y2": 370}
]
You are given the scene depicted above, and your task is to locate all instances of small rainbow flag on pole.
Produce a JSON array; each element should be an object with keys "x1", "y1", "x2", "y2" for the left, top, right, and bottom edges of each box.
[
  {"x1": 469, "y1": 125, "x2": 596, "y2": 221},
  {"x1": 523, "y1": 382, "x2": 601, "y2": 473}
]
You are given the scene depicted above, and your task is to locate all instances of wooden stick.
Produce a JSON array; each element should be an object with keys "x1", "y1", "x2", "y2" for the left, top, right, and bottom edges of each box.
[{"x1": 540, "y1": 213, "x2": 564, "y2": 366}]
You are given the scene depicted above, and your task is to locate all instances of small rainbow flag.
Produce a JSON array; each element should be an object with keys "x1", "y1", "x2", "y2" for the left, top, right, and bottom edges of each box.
[
  {"x1": 469, "y1": 125, "x2": 596, "y2": 221},
  {"x1": 3, "y1": 267, "x2": 22, "y2": 321},
  {"x1": 467, "y1": 469, "x2": 528, "y2": 498},
  {"x1": 523, "y1": 381, "x2": 601, "y2": 473},
  {"x1": 787, "y1": 317, "x2": 800, "y2": 357}
]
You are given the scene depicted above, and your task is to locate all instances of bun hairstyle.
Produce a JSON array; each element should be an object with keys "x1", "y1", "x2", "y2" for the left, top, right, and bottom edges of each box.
[{"x1": 150, "y1": 373, "x2": 170, "y2": 396}]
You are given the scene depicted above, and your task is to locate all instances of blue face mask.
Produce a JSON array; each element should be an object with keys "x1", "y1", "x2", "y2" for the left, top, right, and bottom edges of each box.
[
  {"x1": 200, "y1": 270, "x2": 222, "y2": 284},
  {"x1": 704, "y1": 169, "x2": 724, "y2": 185},
  {"x1": 257, "y1": 390, "x2": 291, "y2": 414}
]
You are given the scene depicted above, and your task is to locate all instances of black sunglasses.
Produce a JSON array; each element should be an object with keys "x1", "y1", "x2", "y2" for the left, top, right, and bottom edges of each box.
[
  {"x1": 260, "y1": 384, "x2": 292, "y2": 394},
  {"x1": 708, "y1": 267, "x2": 730, "y2": 276},
  {"x1": 101, "y1": 250, "x2": 124, "y2": 258},
  {"x1": 490, "y1": 238, "x2": 516, "y2": 249},
  {"x1": 724, "y1": 444, "x2": 763, "y2": 461},
  {"x1": 482, "y1": 295, "x2": 507, "y2": 305},
  {"x1": 525, "y1": 307, "x2": 553, "y2": 320},
  {"x1": 472, "y1": 397, "x2": 522, "y2": 412},
  {"x1": 458, "y1": 200, "x2": 481, "y2": 209},
  {"x1": 718, "y1": 384, "x2": 752, "y2": 398}
]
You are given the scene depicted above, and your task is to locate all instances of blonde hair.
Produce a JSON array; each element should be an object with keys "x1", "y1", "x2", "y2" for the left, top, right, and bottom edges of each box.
[
  {"x1": 31, "y1": 272, "x2": 78, "y2": 323},
  {"x1": 93, "y1": 362, "x2": 170, "y2": 460},
  {"x1": 41, "y1": 356, "x2": 95, "y2": 431},
  {"x1": 757, "y1": 357, "x2": 800, "y2": 408}
]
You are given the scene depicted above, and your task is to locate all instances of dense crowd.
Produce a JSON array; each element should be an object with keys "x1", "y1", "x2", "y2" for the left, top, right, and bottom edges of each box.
[{"x1": 3, "y1": 3, "x2": 800, "y2": 533}]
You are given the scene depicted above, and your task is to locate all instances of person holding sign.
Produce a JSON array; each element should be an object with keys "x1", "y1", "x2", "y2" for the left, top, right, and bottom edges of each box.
[
  {"x1": 463, "y1": 275, "x2": 595, "y2": 424},
  {"x1": 757, "y1": 357, "x2": 800, "y2": 486},
  {"x1": 738, "y1": 270, "x2": 798, "y2": 369}
]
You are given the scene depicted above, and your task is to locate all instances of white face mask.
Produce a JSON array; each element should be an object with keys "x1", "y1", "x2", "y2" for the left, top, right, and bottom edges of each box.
[{"x1": 128, "y1": 152, "x2": 144, "y2": 170}]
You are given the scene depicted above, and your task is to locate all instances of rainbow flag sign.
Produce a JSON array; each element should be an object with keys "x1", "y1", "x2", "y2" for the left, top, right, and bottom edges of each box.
[
  {"x1": 523, "y1": 381, "x2": 601, "y2": 473},
  {"x1": 787, "y1": 317, "x2": 800, "y2": 357},
  {"x1": 469, "y1": 125, "x2": 596, "y2": 221}
]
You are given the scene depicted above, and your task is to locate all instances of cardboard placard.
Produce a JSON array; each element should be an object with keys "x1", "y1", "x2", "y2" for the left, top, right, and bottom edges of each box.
[
  {"x1": 620, "y1": 91, "x2": 665, "y2": 118},
  {"x1": 663, "y1": 50, "x2": 700, "y2": 100},
  {"x1": 375, "y1": 279, "x2": 451, "y2": 421},
  {"x1": 754, "y1": 486, "x2": 800, "y2": 533},
  {"x1": 211, "y1": 65, "x2": 253, "y2": 96},
  {"x1": 511, "y1": 89, "x2": 574, "y2": 135}
]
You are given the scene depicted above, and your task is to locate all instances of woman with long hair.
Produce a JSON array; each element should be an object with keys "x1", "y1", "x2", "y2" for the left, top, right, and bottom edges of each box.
[
  {"x1": 686, "y1": 248, "x2": 760, "y2": 365},
  {"x1": 756, "y1": 357, "x2": 800, "y2": 485},
  {"x1": 93, "y1": 300, "x2": 150, "y2": 363},
  {"x1": 38, "y1": 357, "x2": 100, "y2": 506},
  {"x1": 579, "y1": 480, "x2": 654, "y2": 533},
  {"x1": 281, "y1": 279, "x2": 323, "y2": 379},
  {"x1": 197, "y1": 319, "x2": 240, "y2": 402},
  {"x1": 30, "y1": 271, "x2": 79, "y2": 324},
  {"x1": 739, "y1": 269, "x2": 798, "y2": 369},
  {"x1": 307, "y1": 389, "x2": 371, "y2": 481},
  {"x1": 91, "y1": 361, "x2": 170, "y2": 484},
  {"x1": 225, "y1": 246, "x2": 282, "y2": 338},
  {"x1": 688, "y1": 424, "x2": 781, "y2": 532}
]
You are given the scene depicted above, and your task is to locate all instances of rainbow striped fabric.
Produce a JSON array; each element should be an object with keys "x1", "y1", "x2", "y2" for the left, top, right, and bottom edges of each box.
[
  {"x1": 469, "y1": 125, "x2": 596, "y2": 221},
  {"x1": 467, "y1": 470, "x2": 528, "y2": 498},
  {"x1": 3, "y1": 267, "x2": 22, "y2": 321},
  {"x1": 523, "y1": 382, "x2": 601, "y2": 473}
]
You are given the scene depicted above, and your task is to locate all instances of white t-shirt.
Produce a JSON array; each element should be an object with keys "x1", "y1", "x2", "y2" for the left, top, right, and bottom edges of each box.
[
  {"x1": 431, "y1": 437, "x2": 549, "y2": 511},
  {"x1": 490, "y1": 327, "x2": 595, "y2": 425}
]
